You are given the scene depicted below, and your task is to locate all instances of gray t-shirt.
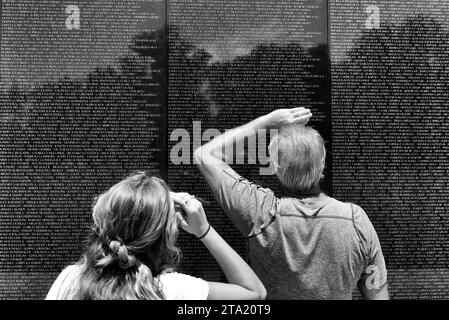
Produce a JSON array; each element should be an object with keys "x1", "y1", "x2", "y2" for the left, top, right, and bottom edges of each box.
[{"x1": 214, "y1": 169, "x2": 387, "y2": 300}]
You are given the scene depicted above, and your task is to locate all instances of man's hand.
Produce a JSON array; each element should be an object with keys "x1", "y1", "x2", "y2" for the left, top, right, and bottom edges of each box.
[{"x1": 264, "y1": 107, "x2": 312, "y2": 129}]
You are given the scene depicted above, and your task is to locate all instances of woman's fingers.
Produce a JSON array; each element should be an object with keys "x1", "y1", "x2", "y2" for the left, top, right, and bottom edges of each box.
[
  {"x1": 176, "y1": 211, "x2": 189, "y2": 230},
  {"x1": 170, "y1": 192, "x2": 191, "y2": 208},
  {"x1": 171, "y1": 192, "x2": 202, "y2": 215},
  {"x1": 170, "y1": 191, "x2": 191, "y2": 199}
]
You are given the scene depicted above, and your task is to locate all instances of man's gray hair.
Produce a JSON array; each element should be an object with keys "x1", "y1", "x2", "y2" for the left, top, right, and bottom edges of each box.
[{"x1": 269, "y1": 125, "x2": 325, "y2": 192}]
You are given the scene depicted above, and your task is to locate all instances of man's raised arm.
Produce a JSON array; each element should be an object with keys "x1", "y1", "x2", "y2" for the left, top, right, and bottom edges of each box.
[{"x1": 193, "y1": 107, "x2": 312, "y2": 192}]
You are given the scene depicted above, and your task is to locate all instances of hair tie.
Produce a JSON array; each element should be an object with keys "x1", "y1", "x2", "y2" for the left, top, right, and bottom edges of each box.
[
  {"x1": 109, "y1": 240, "x2": 122, "y2": 254},
  {"x1": 197, "y1": 224, "x2": 211, "y2": 240},
  {"x1": 108, "y1": 240, "x2": 137, "y2": 269}
]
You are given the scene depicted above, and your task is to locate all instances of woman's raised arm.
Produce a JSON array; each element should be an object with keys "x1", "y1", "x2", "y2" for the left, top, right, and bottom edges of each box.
[{"x1": 171, "y1": 192, "x2": 266, "y2": 300}]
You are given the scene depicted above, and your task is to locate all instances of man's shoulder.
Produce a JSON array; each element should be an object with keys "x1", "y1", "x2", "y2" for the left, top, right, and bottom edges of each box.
[
  {"x1": 322, "y1": 196, "x2": 368, "y2": 221},
  {"x1": 326, "y1": 199, "x2": 376, "y2": 244},
  {"x1": 278, "y1": 194, "x2": 363, "y2": 221}
]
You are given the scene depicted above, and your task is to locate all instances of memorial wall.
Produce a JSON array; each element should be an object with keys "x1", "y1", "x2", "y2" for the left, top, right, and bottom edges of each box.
[
  {"x1": 167, "y1": 0, "x2": 331, "y2": 283},
  {"x1": 330, "y1": 0, "x2": 449, "y2": 298},
  {"x1": 0, "y1": 0, "x2": 166, "y2": 299},
  {"x1": 0, "y1": 0, "x2": 448, "y2": 299}
]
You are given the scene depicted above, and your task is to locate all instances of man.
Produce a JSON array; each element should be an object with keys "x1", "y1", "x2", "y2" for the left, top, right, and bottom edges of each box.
[{"x1": 194, "y1": 107, "x2": 389, "y2": 300}]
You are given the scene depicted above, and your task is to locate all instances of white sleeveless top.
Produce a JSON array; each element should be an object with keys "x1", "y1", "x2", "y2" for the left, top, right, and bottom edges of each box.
[{"x1": 45, "y1": 265, "x2": 209, "y2": 300}]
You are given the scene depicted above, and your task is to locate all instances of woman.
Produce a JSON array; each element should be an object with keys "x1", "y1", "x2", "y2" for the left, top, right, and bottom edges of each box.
[{"x1": 46, "y1": 172, "x2": 266, "y2": 300}]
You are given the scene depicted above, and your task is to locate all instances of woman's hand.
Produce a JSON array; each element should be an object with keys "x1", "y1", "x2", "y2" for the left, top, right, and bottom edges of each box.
[
  {"x1": 171, "y1": 192, "x2": 266, "y2": 300},
  {"x1": 264, "y1": 107, "x2": 312, "y2": 129},
  {"x1": 171, "y1": 192, "x2": 210, "y2": 238}
]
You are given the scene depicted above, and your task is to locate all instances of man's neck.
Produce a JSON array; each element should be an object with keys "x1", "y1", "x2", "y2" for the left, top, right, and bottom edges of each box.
[{"x1": 280, "y1": 184, "x2": 322, "y2": 199}]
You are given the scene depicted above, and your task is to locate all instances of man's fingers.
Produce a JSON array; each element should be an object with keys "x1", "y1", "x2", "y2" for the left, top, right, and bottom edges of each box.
[
  {"x1": 293, "y1": 113, "x2": 312, "y2": 120},
  {"x1": 292, "y1": 114, "x2": 312, "y2": 125},
  {"x1": 301, "y1": 112, "x2": 312, "y2": 118},
  {"x1": 292, "y1": 108, "x2": 311, "y2": 117},
  {"x1": 288, "y1": 107, "x2": 305, "y2": 114}
]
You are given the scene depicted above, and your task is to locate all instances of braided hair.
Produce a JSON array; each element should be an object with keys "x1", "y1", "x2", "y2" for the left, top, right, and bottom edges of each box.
[{"x1": 65, "y1": 172, "x2": 181, "y2": 300}]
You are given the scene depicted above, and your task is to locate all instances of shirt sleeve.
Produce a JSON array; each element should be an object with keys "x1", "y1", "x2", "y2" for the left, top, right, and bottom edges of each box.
[
  {"x1": 159, "y1": 272, "x2": 209, "y2": 300},
  {"x1": 352, "y1": 204, "x2": 388, "y2": 289},
  {"x1": 45, "y1": 265, "x2": 80, "y2": 300},
  {"x1": 212, "y1": 168, "x2": 278, "y2": 238}
]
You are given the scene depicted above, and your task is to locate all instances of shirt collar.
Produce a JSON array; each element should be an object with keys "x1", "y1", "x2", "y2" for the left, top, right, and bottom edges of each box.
[{"x1": 279, "y1": 183, "x2": 324, "y2": 199}]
